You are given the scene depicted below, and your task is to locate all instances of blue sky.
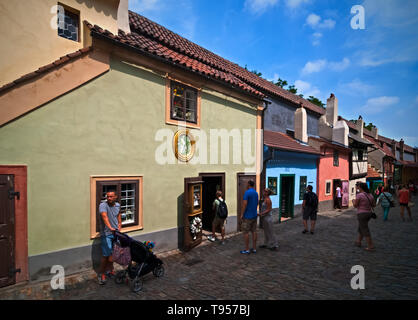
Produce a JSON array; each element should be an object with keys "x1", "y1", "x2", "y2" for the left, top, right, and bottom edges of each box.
[{"x1": 129, "y1": 0, "x2": 418, "y2": 147}]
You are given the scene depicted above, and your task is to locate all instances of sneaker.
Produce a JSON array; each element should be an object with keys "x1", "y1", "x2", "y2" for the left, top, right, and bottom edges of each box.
[
  {"x1": 208, "y1": 236, "x2": 216, "y2": 242},
  {"x1": 250, "y1": 248, "x2": 257, "y2": 254},
  {"x1": 98, "y1": 274, "x2": 106, "y2": 285},
  {"x1": 106, "y1": 270, "x2": 116, "y2": 279},
  {"x1": 310, "y1": 231, "x2": 314, "y2": 235},
  {"x1": 302, "y1": 230, "x2": 309, "y2": 234},
  {"x1": 240, "y1": 250, "x2": 250, "y2": 254}
]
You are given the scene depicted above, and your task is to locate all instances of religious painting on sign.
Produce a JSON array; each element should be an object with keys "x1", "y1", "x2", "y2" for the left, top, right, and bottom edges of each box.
[{"x1": 268, "y1": 177, "x2": 278, "y2": 195}]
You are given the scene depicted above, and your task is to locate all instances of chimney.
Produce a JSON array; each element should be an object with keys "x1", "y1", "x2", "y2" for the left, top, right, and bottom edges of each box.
[
  {"x1": 326, "y1": 94, "x2": 338, "y2": 127},
  {"x1": 118, "y1": 0, "x2": 131, "y2": 34},
  {"x1": 371, "y1": 126, "x2": 378, "y2": 139},
  {"x1": 400, "y1": 139, "x2": 404, "y2": 161},
  {"x1": 294, "y1": 104, "x2": 308, "y2": 143},
  {"x1": 391, "y1": 139, "x2": 397, "y2": 158},
  {"x1": 356, "y1": 115, "x2": 364, "y2": 138},
  {"x1": 332, "y1": 120, "x2": 349, "y2": 146}
]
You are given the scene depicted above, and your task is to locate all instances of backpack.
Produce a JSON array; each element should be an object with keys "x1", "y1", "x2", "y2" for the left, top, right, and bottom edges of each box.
[
  {"x1": 217, "y1": 199, "x2": 228, "y2": 219},
  {"x1": 306, "y1": 192, "x2": 318, "y2": 209}
]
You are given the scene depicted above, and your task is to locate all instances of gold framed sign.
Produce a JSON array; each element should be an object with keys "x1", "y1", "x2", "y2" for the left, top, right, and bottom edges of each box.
[{"x1": 173, "y1": 129, "x2": 196, "y2": 162}]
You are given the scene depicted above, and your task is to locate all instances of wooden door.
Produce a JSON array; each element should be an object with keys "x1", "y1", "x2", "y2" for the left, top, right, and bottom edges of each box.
[
  {"x1": 237, "y1": 174, "x2": 256, "y2": 232},
  {"x1": 183, "y1": 177, "x2": 204, "y2": 251},
  {"x1": 0, "y1": 175, "x2": 16, "y2": 288},
  {"x1": 342, "y1": 181, "x2": 349, "y2": 208}
]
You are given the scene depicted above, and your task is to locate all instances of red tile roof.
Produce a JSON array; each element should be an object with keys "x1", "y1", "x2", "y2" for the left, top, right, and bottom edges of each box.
[
  {"x1": 88, "y1": 12, "x2": 326, "y2": 114},
  {"x1": 128, "y1": 11, "x2": 325, "y2": 115},
  {"x1": 367, "y1": 165, "x2": 381, "y2": 178},
  {"x1": 0, "y1": 47, "x2": 92, "y2": 94},
  {"x1": 264, "y1": 130, "x2": 321, "y2": 155},
  {"x1": 85, "y1": 22, "x2": 265, "y2": 98}
]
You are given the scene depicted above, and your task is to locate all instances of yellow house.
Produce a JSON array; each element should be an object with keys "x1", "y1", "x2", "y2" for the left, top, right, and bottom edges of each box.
[{"x1": 0, "y1": 1, "x2": 266, "y2": 286}]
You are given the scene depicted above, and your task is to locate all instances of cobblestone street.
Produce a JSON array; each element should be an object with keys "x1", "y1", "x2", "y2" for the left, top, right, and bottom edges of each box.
[{"x1": 1, "y1": 200, "x2": 418, "y2": 300}]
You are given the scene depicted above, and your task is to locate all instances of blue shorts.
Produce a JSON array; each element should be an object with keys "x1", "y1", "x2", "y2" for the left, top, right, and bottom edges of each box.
[{"x1": 101, "y1": 234, "x2": 114, "y2": 257}]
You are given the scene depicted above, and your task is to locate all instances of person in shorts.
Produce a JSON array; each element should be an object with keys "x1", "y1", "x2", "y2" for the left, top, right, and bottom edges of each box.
[
  {"x1": 98, "y1": 191, "x2": 121, "y2": 285},
  {"x1": 240, "y1": 180, "x2": 259, "y2": 254},
  {"x1": 208, "y1": 191, "x2": 226, "y2": 245},
  {"x1": 302, "y1": 185, "x2": 318, "y2": 235}
]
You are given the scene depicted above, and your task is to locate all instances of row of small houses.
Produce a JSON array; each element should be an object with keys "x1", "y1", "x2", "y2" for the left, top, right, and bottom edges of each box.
[{"x1": 0, "y1": 0, "x2": 417, "y2": 287}]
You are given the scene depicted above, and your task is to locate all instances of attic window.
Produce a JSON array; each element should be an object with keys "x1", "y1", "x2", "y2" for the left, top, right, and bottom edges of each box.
[
  {"x1": 170, "y1": 81, "x2": 198, "y2": 124},
  {"x1": 57, "y1": 4, "x2": 80, "y2": 42}
]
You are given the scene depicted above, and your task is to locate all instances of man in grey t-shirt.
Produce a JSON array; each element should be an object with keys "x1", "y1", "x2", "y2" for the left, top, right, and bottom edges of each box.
[{"x1": 98, "y1": 191, "x2": 121, "y2": 285}]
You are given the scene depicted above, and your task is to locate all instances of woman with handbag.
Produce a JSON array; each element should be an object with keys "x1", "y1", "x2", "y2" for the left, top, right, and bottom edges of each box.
[
  {"x1": 377, "y1": 186, "x2": 395, "y2": 221},
  {"x1": 352, "y1": 183, "x2": 376, "y2": 251}
]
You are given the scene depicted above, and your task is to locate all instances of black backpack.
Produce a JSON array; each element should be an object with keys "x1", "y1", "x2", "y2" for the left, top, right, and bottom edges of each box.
[
  {"x1": 307, "y1": 192, "x2": 318, "y2": 209},
  {"x1": 217, "y1": 199, "x2": 228, "y2": 219}
]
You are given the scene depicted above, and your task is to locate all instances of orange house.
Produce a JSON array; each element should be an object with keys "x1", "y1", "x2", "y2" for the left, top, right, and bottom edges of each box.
[{"x1": 309, "y1": 138, "x2": 350, "y2": 211}]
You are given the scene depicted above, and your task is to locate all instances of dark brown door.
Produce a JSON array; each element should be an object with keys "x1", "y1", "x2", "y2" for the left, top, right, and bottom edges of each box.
[
  {"x1": 183, "y1": 177, "x2": 204, "y2": 251},
  {"x1": 237, "y1": 174, "x2": 256, "y2": 232},
  {"x1": 0, "y1": 175, "x2": 15, "y2": 288}
]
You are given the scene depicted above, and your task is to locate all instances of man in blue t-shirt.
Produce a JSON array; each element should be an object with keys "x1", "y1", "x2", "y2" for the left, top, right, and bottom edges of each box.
[{"x1": 240, "y1": 180, "x2": 259, "y2": 254}]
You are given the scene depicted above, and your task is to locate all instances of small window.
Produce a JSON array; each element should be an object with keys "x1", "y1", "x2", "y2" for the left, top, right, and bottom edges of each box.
[
  {"x1": 299, "y1": 176, "x2": 307, "y2": 200},
  {"x1": 171, "y1": 81, "x2": 198, "y2": 124},
  {"x1": 358, "y1": 150, "x2": 364, "y2": 161},
  {"x1": 268, "y1": 177, "x2": 278, "y2": 195},
  {"x1": 91, "y1": 177, "x2": 143, "y2": 238},
  {"x1": 57, "y1": 4, "x2": 80, "y2": 42},
  {"x1": 286, "y1": 129, "x2": 295, "y2": 139},
  {"x1": 333, "y1": 150, "x2": 339, "y2": 167},
  {"x1": 325, "y1": 181, "x2": 332, "y2": 196}
]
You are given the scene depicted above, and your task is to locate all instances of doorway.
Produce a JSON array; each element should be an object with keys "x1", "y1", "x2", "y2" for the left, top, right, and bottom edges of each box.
[
  {"x1": 0, "y1": 175, "x2": 16, "y2": 288},
  {"x1": 200, "y1": 173, "x2": 225, "y2": 232},
  {"x1": 279, "y1": 174, "x2": 295, "y2": 219},
  {"x1": 237, "y1": 173, "x2": 256, "y2": 232},
  {"x1": 333, "y1": 179, "x2": 342, "y2": 209}
]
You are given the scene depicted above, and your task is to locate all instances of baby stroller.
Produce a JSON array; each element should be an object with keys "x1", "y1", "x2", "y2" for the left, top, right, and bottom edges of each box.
[{"x1": 113, "y1": 231, "x2": 164, "y2": 293}]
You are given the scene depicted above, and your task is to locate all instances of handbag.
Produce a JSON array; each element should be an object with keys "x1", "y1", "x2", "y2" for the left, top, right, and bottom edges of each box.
[
  {"x1": 364, "y1": 193, "x2": 377, "y2": 219},
  {"x1": 409, "y1": 201, "x2": 415, "y2": 208},
  {"x1": 112, "y1": 241, "x2": 131, "y2": 266},
  {"x1": 382, "y1": 192, "x2": 395, "y2": 208}
]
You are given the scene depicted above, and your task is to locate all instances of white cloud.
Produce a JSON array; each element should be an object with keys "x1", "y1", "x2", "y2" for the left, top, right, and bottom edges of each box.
[
  {"x1": 338, "y1": 79, "x2": 375, "y2": 96},
  {"x1": 295, "y1": 80, "x2": 321, "y2": 97},
  {"x1": 244, "y1": 0, "x2": 279, "y2": 14},
  {"x1": 311, "y1": 32, "x2": 322, "y2": 46},
  {"x1": 306, "y1": 13, "x2": 336, "y2": 29},
  {"x1": 361, "y1": 96, "x2": 400, "y2": 115},
  {"x1": 285, "y1": 0, "x2": 310, "y2": 9},
  {"x1": 306, "y1": 14, "x2": 321, "y2": 27},
  {"x1": 302, "y1": 58, "x2": 350, "y2": 74},
  {"x1": 302, "y1": 59, "x2": 327, "y2": 74},
  {"x1": 329, "y1": 58, "x2": 350, "y2": 71}
]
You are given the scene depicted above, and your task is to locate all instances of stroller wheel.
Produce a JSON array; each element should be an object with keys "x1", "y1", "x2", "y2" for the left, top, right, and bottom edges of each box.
[
  {"x1": 153, "y1": 265, "x2": 165, "y2": 278},
  {"x1": 130, "y1": 276, "x2": 143, "y2": 293},
  {"x1": 115, "y1": 270, "x2": 126, "y2": 285}
]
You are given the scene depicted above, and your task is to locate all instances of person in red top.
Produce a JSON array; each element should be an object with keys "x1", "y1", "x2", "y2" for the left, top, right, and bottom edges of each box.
[{"x1": 398, "y1": 185, "x2": 412, "y2": 222}]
